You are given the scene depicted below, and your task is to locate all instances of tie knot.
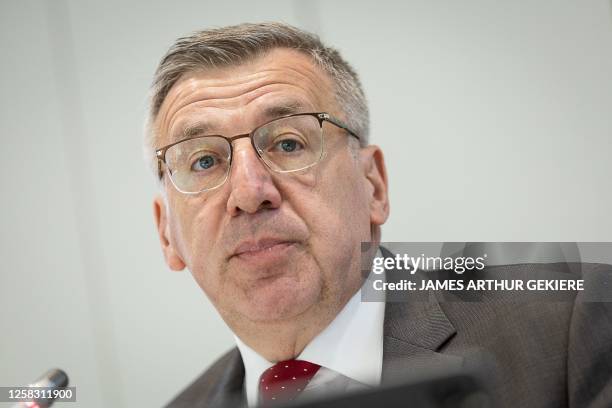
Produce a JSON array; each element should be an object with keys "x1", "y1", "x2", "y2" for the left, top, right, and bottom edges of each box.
[{"x1": 259, "y1": 359, "x2": 321, "y2": 405}]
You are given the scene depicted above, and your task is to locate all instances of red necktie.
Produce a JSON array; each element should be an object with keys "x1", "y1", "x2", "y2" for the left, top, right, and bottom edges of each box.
[{"x1": 259, "y1": 359, "x2": 321, "y2": 405}]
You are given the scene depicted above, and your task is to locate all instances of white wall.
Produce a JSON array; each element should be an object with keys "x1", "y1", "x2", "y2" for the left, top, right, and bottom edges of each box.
[{"x1": 1, "y1": 1, "x2": 611, "y2": 407}]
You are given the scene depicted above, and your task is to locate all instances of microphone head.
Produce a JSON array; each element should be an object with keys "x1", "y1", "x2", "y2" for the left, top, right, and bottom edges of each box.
[
  {"x1": 32, "y1": 368, "x2": 69, "y2": 388},
  {"x1": 44, "y1": 369, "x2": 69, "y2": 388}
]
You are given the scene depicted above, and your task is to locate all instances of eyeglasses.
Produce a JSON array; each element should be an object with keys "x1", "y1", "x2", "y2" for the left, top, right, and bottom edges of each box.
[{"x1": 156, "y1": 112, "x2": 360, "y2": 194}]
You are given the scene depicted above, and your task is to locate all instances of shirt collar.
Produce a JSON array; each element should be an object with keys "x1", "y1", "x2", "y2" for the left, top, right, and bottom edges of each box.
[{"x1": 297, "y1": 282, "x2": 385, "y2": 386}]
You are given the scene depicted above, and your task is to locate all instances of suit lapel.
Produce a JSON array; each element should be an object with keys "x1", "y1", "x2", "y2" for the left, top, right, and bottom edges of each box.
[
  {"x1": 209, "y1": 349, "x2": 247, "y2": 408},
  {"x1": 379, "y1": 246, "x2": 463, "y2": 384}
]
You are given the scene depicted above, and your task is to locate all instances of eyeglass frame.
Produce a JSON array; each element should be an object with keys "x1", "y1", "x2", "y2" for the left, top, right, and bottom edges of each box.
[{"x1": 155, "y1": 112, "x2": 361, "y2": 193}]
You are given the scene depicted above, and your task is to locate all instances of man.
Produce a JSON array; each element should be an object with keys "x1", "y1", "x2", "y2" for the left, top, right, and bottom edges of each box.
[{"x1": 146, "y1": 23, "x2": 612, "y2": 407}]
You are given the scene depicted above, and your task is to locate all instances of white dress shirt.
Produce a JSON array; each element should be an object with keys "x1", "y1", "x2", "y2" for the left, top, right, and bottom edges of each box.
[{"x1": 235, "y1": 276, "x2": 386, "y2": 406}]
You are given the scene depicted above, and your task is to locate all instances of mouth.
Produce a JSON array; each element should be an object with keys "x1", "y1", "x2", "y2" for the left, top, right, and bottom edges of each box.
[{"x1": 231, "y1": 238, "x2": 298, "y2": 263}]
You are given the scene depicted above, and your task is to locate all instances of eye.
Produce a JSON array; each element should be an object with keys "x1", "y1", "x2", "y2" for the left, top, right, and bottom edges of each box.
[
  {"x1": 191, "y1": 154, "x2": 216, "y2": 171},
  {"x1": 274, "y1": 138, "x2": 304, "y2": 153}
]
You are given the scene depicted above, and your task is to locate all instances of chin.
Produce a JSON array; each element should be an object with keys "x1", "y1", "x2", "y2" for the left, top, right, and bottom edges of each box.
[{"x1": 237, "y1": 274, "x2": 322, "y2": 322}]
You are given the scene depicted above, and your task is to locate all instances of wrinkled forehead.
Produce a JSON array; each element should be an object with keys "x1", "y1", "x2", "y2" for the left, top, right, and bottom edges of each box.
[{"x1": 153, "y1": 48, "x2": 339, "y2": 146}]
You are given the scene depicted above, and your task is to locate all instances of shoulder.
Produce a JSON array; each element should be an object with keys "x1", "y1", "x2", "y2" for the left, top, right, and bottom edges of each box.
[
  {"x1": 436, "y1": 262, "x2": 612, "y2": 407},
  {"x1": 566, "y1": 263, "x2": 612, "y2": 407},
  {"x1": 438, "y1": 262, "x2": 612, "y2": 334},
  {"x1": 164, "y1": 347, "x2": 245, "y2": 408}
]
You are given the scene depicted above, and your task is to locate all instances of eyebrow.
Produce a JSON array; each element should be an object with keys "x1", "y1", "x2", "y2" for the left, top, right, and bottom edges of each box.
[
  {"x1": 172, "y1": 99, "x2": 310, "y2": 142},
  {"x1": 169, "y1": 120, "x2": 217, "y2": 144},
  {"x1": 180, "y1": 122, "x2": 215, "y2": 140},
  {"x1": 261, "y1": 100, "x2": 307, "y2": 119}
]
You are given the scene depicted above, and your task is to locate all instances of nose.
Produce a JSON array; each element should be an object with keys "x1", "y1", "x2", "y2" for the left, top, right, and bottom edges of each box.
[{"x1": 226, "y1": 139, "x2": 282, "y2": 216}]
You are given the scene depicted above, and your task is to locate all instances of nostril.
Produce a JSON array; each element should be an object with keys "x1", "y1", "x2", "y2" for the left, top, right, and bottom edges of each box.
[{"x1": 230, "y1": 200, "x2": 273, "y2": 216}]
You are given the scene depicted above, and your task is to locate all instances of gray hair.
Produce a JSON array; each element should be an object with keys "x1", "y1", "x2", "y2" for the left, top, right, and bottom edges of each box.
[{"x1": 144, "y1": 22, "x2": 370, "y2": 176}]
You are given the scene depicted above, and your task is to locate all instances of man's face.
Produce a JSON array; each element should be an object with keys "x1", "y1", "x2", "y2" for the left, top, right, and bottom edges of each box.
[{"x1": 153, "y1": 48, "x2": 389, "y2": 326}]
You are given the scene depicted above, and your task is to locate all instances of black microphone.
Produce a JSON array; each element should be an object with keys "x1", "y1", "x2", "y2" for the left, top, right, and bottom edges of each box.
[{"x1": 11, "y1": 369, "x2": 69, "y2": 408}]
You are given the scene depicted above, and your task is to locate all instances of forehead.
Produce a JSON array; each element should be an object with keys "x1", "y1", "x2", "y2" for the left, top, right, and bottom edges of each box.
[{"x1": 154, "y1": 48, "x2": 337, "y2": 146}]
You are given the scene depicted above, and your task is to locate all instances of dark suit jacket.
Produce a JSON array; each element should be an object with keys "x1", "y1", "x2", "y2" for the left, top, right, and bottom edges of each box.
[{"x1": 165, "y1": 254, "x2": 612, "y2": 408}]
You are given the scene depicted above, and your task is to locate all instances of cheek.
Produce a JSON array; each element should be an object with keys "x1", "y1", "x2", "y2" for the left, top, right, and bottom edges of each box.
[
  {"x1": 169, "y1": 195, "x2": 227, "y2": 297},
  {"x1": 186, "y1": 231, "x2": 229, "y2": 307},
  {"x1": 317, "y1": 162, "x2": 370, "y2": 234},
  {"x1": 293, "y1": 162, "x2": 371, "y2": 274}
]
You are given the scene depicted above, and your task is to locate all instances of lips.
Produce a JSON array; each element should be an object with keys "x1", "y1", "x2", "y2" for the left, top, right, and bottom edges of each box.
[{"x1": 232, "y1": 238, "x2": 296, "y2": 257}]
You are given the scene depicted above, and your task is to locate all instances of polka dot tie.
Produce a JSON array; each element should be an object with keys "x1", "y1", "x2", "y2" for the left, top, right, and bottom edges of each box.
[{"x1": 259, "y1": 359, "x2": 321, "y2": 405}]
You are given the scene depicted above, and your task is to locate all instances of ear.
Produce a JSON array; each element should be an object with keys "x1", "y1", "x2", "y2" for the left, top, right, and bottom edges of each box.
[
  {"x1": 153, "y1": 195, "x2": 186, "y2": 271},
  {"x1": 360, "y1": 145, "x2": 390, "y2": 227}
]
